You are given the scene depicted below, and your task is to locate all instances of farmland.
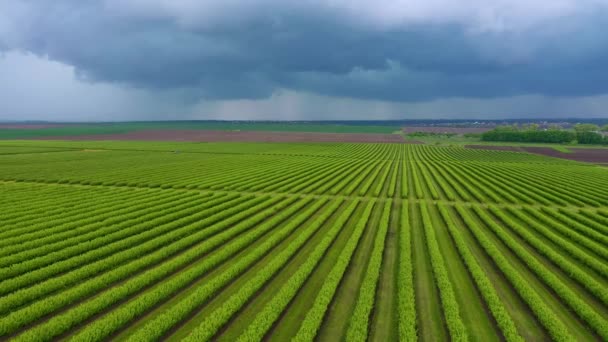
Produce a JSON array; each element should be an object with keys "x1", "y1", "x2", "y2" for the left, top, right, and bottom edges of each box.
[
  {"x1": 0, "y1": 140, "x2": 607, "y2": 341},
  {"x1": 0, "y1": 122, "x2": 399, "y2": 140}
]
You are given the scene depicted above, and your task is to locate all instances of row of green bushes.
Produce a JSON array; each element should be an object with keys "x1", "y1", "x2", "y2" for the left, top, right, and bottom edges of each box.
[
  {"x1": 0, "y1": 195, "x2": 244, "y2": 296},
  {"x1": 237, "y1": 199, "x2": 359, "y2": 342},
  {"x1": 481, "y1": 129, "x2": 607, "y2": 144},
  {"x1": 398, "y1": 202, "x2": 416, "y2": 341},
  {"x1": 0, "y1": 187, "x2": 172, "y2": 249},
  {"x1": 72, "y1": 196, "x2": 309, "y2": 342},
  {"x1": 185, "y1": 199, "x2": 353, "y2": 342},
  {"x1": 455, "y1": 205, "x2": 573, "y2": 341},
  {"x1": 0, "y1": 195, "x2": 272, "y2": 339},
  {"x1": 0, "y1": 191, "x2": 201, "y2": 269},
  {"x1": 346, "y1": 200, "x2": 391, "y2": 341},
  {"x1": 483, "y1": 206, "x2": 608, "y2": 340},
  {"x1": 293, "y1": 201, "x2": 375, "y2": 342},
  {"x1": 438, "y1": 204, "x2": 522, "y2": 342}
]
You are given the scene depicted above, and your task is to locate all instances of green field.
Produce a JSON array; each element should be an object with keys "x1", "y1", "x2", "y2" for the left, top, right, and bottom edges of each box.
[
  {"x1": 0, "y1": 140, "x2": 607, "y2": 341},
  {"x1": 0, "y1": 122, "x2": 398, "y2": 139}
]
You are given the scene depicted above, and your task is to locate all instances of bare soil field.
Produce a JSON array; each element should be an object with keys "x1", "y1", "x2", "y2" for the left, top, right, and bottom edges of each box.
[
  {"x1": 403, "y1": 126, "x2": 492, "y2": 134},
  {"x1": 36, "y1": 129, "x2": 413, "y2": 143},
  {"x1": 522, "y1": 147, "x2": 608, "y2": 164}
]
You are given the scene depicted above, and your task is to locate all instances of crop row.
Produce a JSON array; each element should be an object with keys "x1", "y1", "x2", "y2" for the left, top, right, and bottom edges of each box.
[
  {"x1": 0, "y1": 195, "x2": 247, "y2": 312},
  {"x1": 0, "y1": 195, "x2": 278, "y2": 337},
  {"x1": 186, "y1": 199, "x2": 361, "y2": 341},
  {"x1": 123, "y1": 198, "x2": 344, "y2": 342},
  {"x1": 0, "y1": 191, "x2": 201, "y2": 266},
  {"x1": 510, "y1": 208, "x2": 608, "y2": 279},
  {"x1": 0, "y1": 193, "x2": 243, "y2": 295},
  {"x1": 436, "y1": 204, "x2": 522, "y2": 342},
  {"x1": 578, "y1": 210, "x2": 608, "y2": 235},
  {"x1": 329, "y1": 160, "x2": 373, "y2": 195},
  {"x1": 478, "y1": 206, "x2": 608, "y2": 339},
  {"x1": 454, "y1": 205, "x2": 574, "y2": 341},
  {"x1": 345, "y1": 200, "x2": 391, "y2": 341},
  {"x1": 0, "y1": 186, "x2": 144, "y2": 235},
  {"x1": 292, "y1": 200, "x2": 376, "y2": 342},
  {"x1": 7, "y1": 195, "x2": 301, "y2": 340},
  {"x1": 0, "y1": 182, "x2": 114, "y2": 215},
  {"x1": 419, "y1": 202, "x2": 467, "y2": 341},
  {"x1": 0, "y1": 187, "x2": 182, "y2": 248},
  {"x1": 235, "y1": 199, "x2": 362, "y2": 341},
  {"x1": 3, "y1": 146, "x2": 606, "y2": 207},
  {"x1": 315, "y1": 160, "x2": 367, "y2": 194},
  {"x1": 542, "y1": 208, "x2": 608, "y2": 251},
  {"x1": 397, "y1": 202, "x2": 416, "y2": 341},
  {"x1": 524, "y1": 208, "x2": 608, "y2": 263}
]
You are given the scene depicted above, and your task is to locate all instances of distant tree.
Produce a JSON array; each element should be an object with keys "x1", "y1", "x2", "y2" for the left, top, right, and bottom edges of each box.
[
  {"x1": 574, "y1": 123, "x2": 600, "y2": 132},
  {"x1": 601, "y1": 124, "x2": 608, "y2": 132},
  {"x1": 576, "y1": 131, "x2": 603, "y2": 144}
]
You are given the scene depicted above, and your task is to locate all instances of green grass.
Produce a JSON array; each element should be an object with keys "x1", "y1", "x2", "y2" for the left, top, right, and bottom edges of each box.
[{"x1": 1, "y1": 140, "x2": 606, "y2": 342}]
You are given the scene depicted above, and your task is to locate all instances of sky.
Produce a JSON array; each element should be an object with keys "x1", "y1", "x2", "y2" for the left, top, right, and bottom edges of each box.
[{"x1": 1, "y1": 0, "x2": 608, "y2": 121}]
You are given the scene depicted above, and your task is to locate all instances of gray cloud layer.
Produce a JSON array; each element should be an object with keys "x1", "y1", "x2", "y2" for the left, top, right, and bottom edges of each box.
[{"x1": 1, "y1": 1, "x2": 608, "y2": 120}]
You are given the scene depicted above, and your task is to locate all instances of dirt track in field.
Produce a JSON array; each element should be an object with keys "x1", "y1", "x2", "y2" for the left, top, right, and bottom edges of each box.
[
  {"x1": 466, "y1": 144, "x2": 608, "y2": 164},
  {"x1": 403, "y1": 126, "x2": 492, "y2": 134},
  {"x1": 36, "y1": 130, "x2": 416, "y2": 143}
]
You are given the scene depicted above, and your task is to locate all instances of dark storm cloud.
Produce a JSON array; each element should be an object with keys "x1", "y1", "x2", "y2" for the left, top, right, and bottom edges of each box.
[{"x1": 1, "y1": 0, "x2": 608, "y2": 102}]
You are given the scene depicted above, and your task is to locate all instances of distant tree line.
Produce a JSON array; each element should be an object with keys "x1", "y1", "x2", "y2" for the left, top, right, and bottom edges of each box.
[{"x1": 481, "y1": 124, "x2": 608, "y2": 145}]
